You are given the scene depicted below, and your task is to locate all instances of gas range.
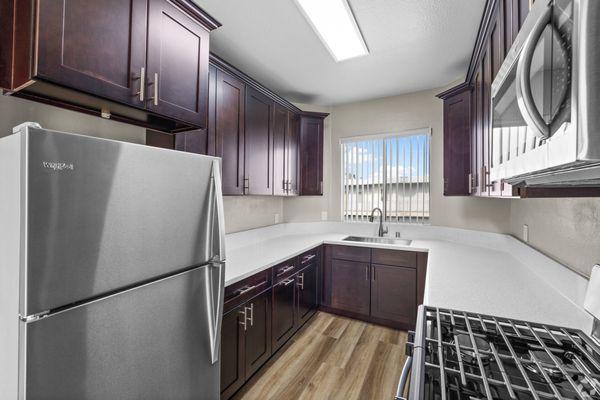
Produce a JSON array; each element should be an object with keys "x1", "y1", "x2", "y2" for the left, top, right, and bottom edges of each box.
[{"x1": 402, "y1": 306, "x2": 600, "y2": 400}]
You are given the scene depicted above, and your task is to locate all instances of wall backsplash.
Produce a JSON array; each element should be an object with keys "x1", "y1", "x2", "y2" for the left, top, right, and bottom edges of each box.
[
  {"x1": 223, "y1": 196, "x2": 283, "y2": 233},
  {"x1": 510, "y1": 198, "x2": 600, "y2": 277}
]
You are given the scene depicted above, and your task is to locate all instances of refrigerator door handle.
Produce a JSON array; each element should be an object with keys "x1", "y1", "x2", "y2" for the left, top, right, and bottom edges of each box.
[
  {"x1": 211, "y1": 159, "x2": 226, "y2": 261},
  {"x1": 207, "y1": 159, "x2": 226, "y2": 365},
  {"x1": 207, "y1": 260, "x2": 225, "y2": 364}
]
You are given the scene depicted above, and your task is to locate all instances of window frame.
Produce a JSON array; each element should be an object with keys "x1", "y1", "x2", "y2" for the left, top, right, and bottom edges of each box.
[{"x1": 339, "y1": 127, "x2": 432, "y2": 224}]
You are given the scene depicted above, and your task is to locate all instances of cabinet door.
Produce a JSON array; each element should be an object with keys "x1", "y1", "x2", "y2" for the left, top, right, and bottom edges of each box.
[
  {"x1": 220, "y1": 306, "x2": 245, "y2": 399},
  {"x1": 273, "y1": 103, "x2": 288, "y2": 196},
  {"x1": 245, "y1": 87, "x2": 274, "y2": 195},
  {"x1": 371, "y1": 264, "x2": 417, "y2": 327},
  {"x1": 297, "y1": 262, "x2": 318, "y2": 327},
  {"x1": 299, "y1": 116, "x2": 324, "y2": 195},
  {"x1": 286, "y1": 113, "x2": 300, "y2": 196},
  {"x1": 244, "y1": 289, "x2": 272, "y2": 379},
  {"x1": 147, "y1": 0, "x2": 210, "y2": 127},
  {"x1": 330, "y1": 259, "x2": 370, "y2": 316},
  {"x1": 272, "y1": 276, "x2": 296, "y2": 352},
  {"x1": 443, "y1": 89, "x2": 472, "y2": 196},
  {"x1": 215, "y1": 69, "x2": 246, "y2": 195},
  {"x1": 35, "y1": 0, "x2": 147, "y2": 107}
]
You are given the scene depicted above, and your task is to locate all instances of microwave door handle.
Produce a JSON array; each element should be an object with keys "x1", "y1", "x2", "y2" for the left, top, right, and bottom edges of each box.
[{"x1": 516, "y1": 3, "x2": 553, "y2": 140}]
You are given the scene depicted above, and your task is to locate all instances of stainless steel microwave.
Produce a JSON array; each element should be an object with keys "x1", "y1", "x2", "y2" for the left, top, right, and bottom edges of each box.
[{"x1": 490, "y1": 0, "x2": 600, "y2": 187}]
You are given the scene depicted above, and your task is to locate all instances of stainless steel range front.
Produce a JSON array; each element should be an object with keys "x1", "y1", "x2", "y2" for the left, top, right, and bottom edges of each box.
[{"x1": 402, "y1": 306, "x2": 600, "y2": 400}]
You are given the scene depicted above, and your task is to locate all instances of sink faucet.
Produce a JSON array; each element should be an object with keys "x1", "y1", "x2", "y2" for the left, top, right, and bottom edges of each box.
[{"x1": 368, "y1": 208, "x2": 388, "y2": 237}]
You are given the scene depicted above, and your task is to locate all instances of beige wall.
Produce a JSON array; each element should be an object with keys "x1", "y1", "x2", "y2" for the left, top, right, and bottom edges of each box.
[
  {"x1": 0, "y1": 94, "x2": 145, "y2": 143},
  {"x1": 509, "y1": 199, "x2": 600, "y2": 277},
  {"x1": 285, "y1": 90, "x2": 511, "y2": 233},
  {"x1": 223, "y1": 196, "x2": 283, "y2": 233}
]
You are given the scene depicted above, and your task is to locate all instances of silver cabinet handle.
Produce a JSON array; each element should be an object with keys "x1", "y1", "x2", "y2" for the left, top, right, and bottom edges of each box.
[
  {"x1": 395, "y1": 356, "x2": 413, "y2": 400},
  {"x1": 239, "y1": 308, "x2": 247, "y2": 331},
  {"x1": 147, "y1": 72, "x2": 159, "y2": 106},
  {"x1": 282, "y1": 277, "x2": 294, "y2": 286},
  {"x1": 133, "y1": 67, "x2": 145, "y2": 102},
  {"x1": 234, "y1": 280, "x2": 266, "y2": 298},
  {"x1": 365, "y1": 266, "x2": 369, "y2": 281},
  {"x1": 297, "y1": 273, "x2": 304, "y2": 290},
  {"x1": 301, "y1": 254, "x2": 316, "y2": 264},
  {"x1": 277, "y1": 265, "x2": 295, "y2": 276},
  {"x1": 245, "y1": 303, "x2": 254, "y2": 327}
]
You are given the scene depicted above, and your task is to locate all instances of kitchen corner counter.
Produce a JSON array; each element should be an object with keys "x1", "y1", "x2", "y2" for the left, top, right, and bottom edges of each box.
[{"x1": 225, "y1": 222, "x2": 593, "y2": 334}]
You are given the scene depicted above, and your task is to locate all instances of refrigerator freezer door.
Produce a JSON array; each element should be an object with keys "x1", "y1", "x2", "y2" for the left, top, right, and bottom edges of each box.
[
  {"x1": 22, "y1": 127, "x2": 224, "y2": 315},
  {"x1": 23, "y1": 265, "x2": 220, "y2": 400}
]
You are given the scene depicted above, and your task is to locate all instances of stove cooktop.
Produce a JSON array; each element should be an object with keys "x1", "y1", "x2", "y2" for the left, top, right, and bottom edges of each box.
[{"x1": 410, "y1": 307, "x2": 600, "y2": 400}]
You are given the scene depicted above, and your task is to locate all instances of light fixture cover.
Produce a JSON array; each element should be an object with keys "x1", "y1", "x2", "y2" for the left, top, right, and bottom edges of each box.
[{"x1": 295, "y1": 0, "x2": 369, "y2": 62}]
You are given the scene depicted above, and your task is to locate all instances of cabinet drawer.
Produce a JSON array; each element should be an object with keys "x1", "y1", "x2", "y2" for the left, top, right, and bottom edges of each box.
[
  {"x1": 331, "y1": 245, "x2": 371, "y2": 263},
  {"x1": 371, "y1": 248, "x2": 417, "y2": 268},
  {"x1": 273, "y1": 258, "x2": 299, "y2": 283},
  {"x1": 299, "y1": 246, "x2": 321, "y2": 266},
  {"x1": 224, "y1": 270, "x2": 271, "y2": 313}
]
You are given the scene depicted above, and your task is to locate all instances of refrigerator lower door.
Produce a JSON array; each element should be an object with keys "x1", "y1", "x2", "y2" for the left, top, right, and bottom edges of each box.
[
  {"x1": 21, "y1": 126, "x2": 225, "y2": 316},
  {"x1": 22, "y1": 265, "x2": 220, "y2": 400}
]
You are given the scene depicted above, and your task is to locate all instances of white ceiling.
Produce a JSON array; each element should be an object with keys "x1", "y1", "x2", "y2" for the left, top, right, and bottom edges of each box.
[{"x1": 194, "y1": 0, "x2": 486, "y2": 106}]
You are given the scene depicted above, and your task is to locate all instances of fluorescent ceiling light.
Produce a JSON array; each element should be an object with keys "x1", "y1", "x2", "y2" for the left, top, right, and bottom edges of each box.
[{"x1": 294, "y1": 0, "x2": 369, "y2": 62}]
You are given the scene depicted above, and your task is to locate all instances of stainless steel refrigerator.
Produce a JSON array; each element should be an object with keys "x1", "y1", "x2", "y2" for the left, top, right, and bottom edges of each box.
[{"x1": 0, "y1": 123, "x2": 225, "y2": 400}]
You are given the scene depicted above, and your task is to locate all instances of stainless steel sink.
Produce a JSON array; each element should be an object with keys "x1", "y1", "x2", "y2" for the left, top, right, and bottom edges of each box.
[{"x1": 342, "y1": 236, "x2": 412, "y2": 246}]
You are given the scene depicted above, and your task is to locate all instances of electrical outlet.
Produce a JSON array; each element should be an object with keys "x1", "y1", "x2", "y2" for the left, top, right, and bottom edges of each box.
[
  {"x1": 523, "y1": 224, "x2": 529, "y2": 243},
  {"x1": 274, "y1": 213, "x2": 280, "y2": 224},
  {"x1": 321, "y1": 211, "x2": 328, "y2": 221}
]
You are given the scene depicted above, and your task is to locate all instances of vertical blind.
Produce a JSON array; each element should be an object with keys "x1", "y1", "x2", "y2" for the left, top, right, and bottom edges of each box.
[{"x1": 341, "y1": 130, "x2": 430, "y2": 223}]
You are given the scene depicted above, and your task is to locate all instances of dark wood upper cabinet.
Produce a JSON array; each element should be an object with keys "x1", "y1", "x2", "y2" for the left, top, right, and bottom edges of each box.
[
  {"x1": 146, "y1": 129, "x2": 207, "y2": 154},
  {"x1": 1, "y1": 0, "x2": 219, "y2": 132},
  {"x1": 273, "y1": 103, "x2": 288, "y2": 196},
  {"x1": 146, "y1": 0, "x2": 210, "y2": 127},
  {"x1": 215, "y1": 69, "x2": 246, "y2": 195},
  {"x1": 370, "y1": 264, "x2": 417, "y2": 326},
  {"x1": 287, "y1": 113, "x2": 301, "y2": 196},
  {"x1": 35, "y1": 0, "x2": 147, "y2": 107},
  {"x1": 274, "y1": 106, "x2": 300, "y2": 196},
  {"x1": 299, "y1": 113, "x2": 327, "y2": 195},
  {"x1": 245, "y1": 87, "x2": 274, "y2": 195},
  {"x1": 330, "y1": 259, "x2": 371, "y2": 317},
  {"x1": 438, "y1": 85, "x2": 472, "y2": 196}
]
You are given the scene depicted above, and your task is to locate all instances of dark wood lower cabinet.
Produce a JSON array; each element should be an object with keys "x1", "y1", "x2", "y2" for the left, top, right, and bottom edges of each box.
[
  {"x1": 220, "y1": 306, "x2": 245, "y2": 399},
  {"x1": 323, "y1": 244, "x2": 427, "y2": 330},
  {"x1": 370, "y1": 264, "x2": 417, "y2": 326},
  {"x1": 244, "y1": 289, "x2": 272, "y2": 379},
  {"x1": 297, "y1": 262, "x2": 318, "y2": 326},
  {"x1": 220, "y1": 289, "x2": 271, "y2": 399},
  {"x1": 271, "y1": 275, "x2": 296, "y2": 352},
  {"x1": 330, "y1": 259, "x2": 371, "y2": 317}
]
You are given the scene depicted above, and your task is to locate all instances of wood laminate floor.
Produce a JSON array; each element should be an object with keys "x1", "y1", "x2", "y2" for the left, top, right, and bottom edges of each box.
[{"x1": 232, "y1": 311, "x2": 408, "y2": 400}]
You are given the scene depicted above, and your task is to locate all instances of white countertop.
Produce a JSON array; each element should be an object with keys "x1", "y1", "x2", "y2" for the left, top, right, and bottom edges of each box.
[{"x1": 225, "y1": 222, "x2": 593, "y2": 333}]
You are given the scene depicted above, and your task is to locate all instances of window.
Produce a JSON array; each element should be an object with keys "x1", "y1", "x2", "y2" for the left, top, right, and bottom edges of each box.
[{"x1": 341, "y1": 129, "x2": 430, "y2": 223}]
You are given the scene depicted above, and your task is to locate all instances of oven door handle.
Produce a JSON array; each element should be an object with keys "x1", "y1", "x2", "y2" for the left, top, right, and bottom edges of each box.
[
  {"x1": 516, "y1": 2, "x2": 557, "y2": 140},
  {"x1": 395, "y1": 355, "x2": 413, "y2": 400}
]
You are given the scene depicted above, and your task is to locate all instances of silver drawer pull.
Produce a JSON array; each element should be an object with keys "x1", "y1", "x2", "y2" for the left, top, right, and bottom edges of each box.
[
  {"x1": 301, "y1": 254, "x2": 316, "y2": 263},
  {"x1": 282, "y1": 277, "x2": 294, "y2": 286},
  {"x1": 395, "y1": 356, "x2": 412, "y2": 400},
  {"x1": 277, "y1": 265, "x2": 295, "y2": 276},
  {"x1": 238, "y1": 309, "x2": 247, "y2": 331},
  {"x1": 234, "y1": 280, "x2": 266, "y2": 298}
]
